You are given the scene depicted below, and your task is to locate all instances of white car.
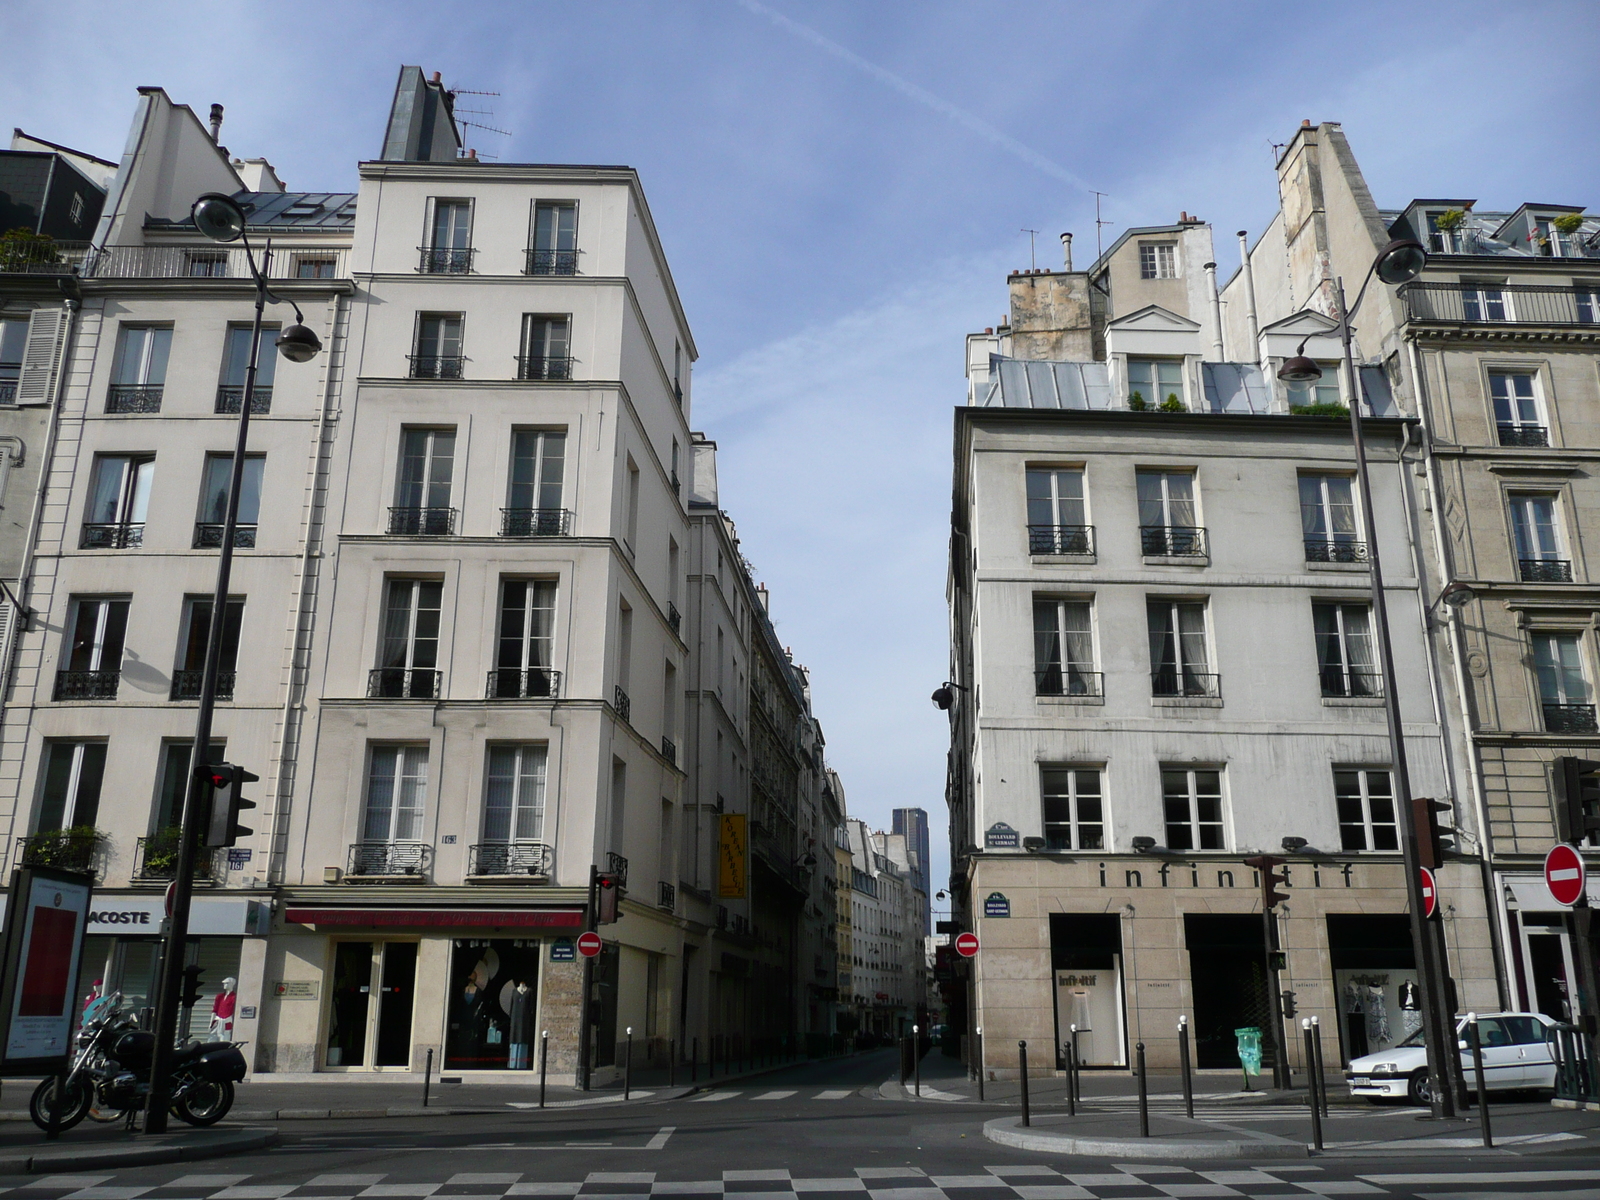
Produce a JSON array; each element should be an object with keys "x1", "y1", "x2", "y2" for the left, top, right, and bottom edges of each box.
[{"x1": 1345, "y1": 1012, "x2": 1559, "y2": 1105}]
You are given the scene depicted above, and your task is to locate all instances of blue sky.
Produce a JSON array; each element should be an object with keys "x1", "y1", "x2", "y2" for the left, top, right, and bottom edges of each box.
[{"x1": 6, "y1": 1, "x2": 1597, "y2": 905}]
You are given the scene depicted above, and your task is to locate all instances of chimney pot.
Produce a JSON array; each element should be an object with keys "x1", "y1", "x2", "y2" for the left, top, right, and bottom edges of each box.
[
  {"x1": 984, "y1": 327, "x2": 993, "y2": 335},
  {"x1": 208, "y1": 103, "x2": 224, "y2": 143},
  {"x1": 432, "y1": 71, "x2": 443, "y2": 84},
  {"x1": 1060, "y1": 231, "x2": 1073, "y2": 272},
  {"x1": 1301, "y1": 118, "x2": 1312, "y2": 128}
]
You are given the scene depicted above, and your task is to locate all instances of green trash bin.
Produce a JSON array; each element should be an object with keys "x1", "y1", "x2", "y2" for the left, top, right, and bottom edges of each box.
[{"x1": 1234, "y1": 1026, "x2": 1263, "y2": 1089}]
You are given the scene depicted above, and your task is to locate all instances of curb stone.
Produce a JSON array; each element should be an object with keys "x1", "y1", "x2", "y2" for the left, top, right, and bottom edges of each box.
[
  {"x1": 983, "y1": 1116, "x2": 1308, "y2": 1160},
  {"x1": 0, "y1": 1126, "x2": 278, "y2": 1173}
]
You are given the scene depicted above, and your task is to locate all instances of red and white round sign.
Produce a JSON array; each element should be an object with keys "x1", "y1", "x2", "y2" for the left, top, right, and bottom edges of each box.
[
  {"x1": 576, "y1": 931, "x2": 604, "y2": 958},
  {"x1": 1419, "y1": 866, "x2": 1438, "y2": 919},
  {"x1": 954, "y1": 932, "x2": 980, "y2": 958},
  {"x1": 1545, "y1": 843, "x2": 1587, "y2": 908}
]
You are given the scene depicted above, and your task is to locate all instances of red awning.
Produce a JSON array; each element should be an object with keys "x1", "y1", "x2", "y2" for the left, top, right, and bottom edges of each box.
[{"x1": 285, "y1": 908, "x2": 584, "y2": 929}]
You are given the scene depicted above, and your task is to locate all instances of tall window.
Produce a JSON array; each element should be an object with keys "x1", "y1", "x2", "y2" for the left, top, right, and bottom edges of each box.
[
  {"x1": 1314, "y1": 602, "x2": 1378, "y2": 697},
  {"x1": 1334, "y1": 768, "x2": 1397, "y2": 851},
  {"x1": 1128, "y1": 359, "x2": 1183, "y2": 409},
  {"x1": 217, "y1": 323, "x2": 278, "y2": 412},
  {"x1": 153, "y1": 739, "x2": 225, "y2": 831},
  {"x1": 1490, "y1": 372, "x2": 1545, "y2": 446},
  {"x1": 58, "y1": 598, "x2": 128, "y2": 699},
  {"x1": 1136, "y1": 470, "x2": 1202, "y2": 556},
  {"x1": 376, "y1": 579, "x2": 443, "y2": 698},
  {"x1": 187, "y1": 251, "x2": 227, "y2": 277},
  {"x1": 364, "y1": 745, "x2": 429, "y2": 841},
  {"x1": 1026, "y1": 467, "x2": 1089, "y2": 554},
  {"x1": 0, "y1": 317, "x2": 26, "y2": 402},
  {"x1": 1577, "y1": 285, "x2": 1600, "y2": 326},
  {"x1": 1147, "y1": 599, "x2": 1214, "y2": 697},
  {"x1": 174, "y1": 597, "x2": 244, "y2": 701},
  {"x1": 1139, "y1": 242, "x2": 1176, "y2": 279},
  {"x1": 505, "y1": 429, "x2": 568, "y2": 535},
  {"x1": 1033, "y1": 599, "x2": 1097, "y2": 696},
  {"x1": 530, "y1": 201, "x2": 577, "y2": 275},
  {"x1": 1423, "y1": 211, "x2": 1461, "y2": 254},
  {"x1": 37, "y1": 742, "x2": 106, "y2": 832},
  {"x1": 196, "y1": 453, "x2": 264, "y2": 547},
  {"x1": 424, "y1": 199, "x2": 473, "y2": 272},
  {"x1": 1041, "y1": 766, "x2": 1103, "y2": 851},
  {"x1": 1461, "y1": 282, "x2": 1511, "y2": 323},
  {"x1": 1509, "y1": 494, "x2": 1569, "y2": 582},
  {"x1": 83, "y1": 454, "x2": 153, "y2": 548},
  {"x1": 520, "y1": 315, "x2": 571, "y2": 380},
  {"x1": 109, "y1": 325, "x2": 171, "y2": 411},
  {"x1": 411, "y1": 314, "x2": 464, "y2": 379},
  {"x1": 393, "y1": 428, "x2": 456, "y2": 534},
  {"x1": 1162, "y1": 767, "x2": 1225, "y2": 850},
  {"x1": 494, "y1": 578, "x2": 557, "y2": 698},
  {"x1": 1533, "y1": 632, "x2": 1595, "y2": 732},
  {"x1": 1300, "y1": 474, "x2": 1360, "y2": 561},
  {"x1": 484, "y1": 744, "x2": 548, "y2": 842}
]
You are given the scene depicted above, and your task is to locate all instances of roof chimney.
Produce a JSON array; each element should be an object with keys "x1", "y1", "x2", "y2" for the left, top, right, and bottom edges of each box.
[
  {"x1": 1301, "y1": 118, "x2": 1312, "y2": 128},
  {"x1": 209, "y1": 104, "x2": 224, "y2": 143},
  {"x1": 1059, "y1": 231, "x2": 1073, "y2": 271},
  {"x1": 432, "y1": 71, "x2": 442, "y2": 84}
]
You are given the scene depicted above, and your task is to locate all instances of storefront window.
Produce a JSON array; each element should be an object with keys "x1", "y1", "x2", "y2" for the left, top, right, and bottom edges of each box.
[{"x1": 447, "y1": 939, "x2": 541, "y2": 1070}]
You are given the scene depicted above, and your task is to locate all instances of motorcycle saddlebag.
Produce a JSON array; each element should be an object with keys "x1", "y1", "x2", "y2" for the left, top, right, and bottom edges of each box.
[
  {"x1": 109, "y1": 1030, "x2": 156, "y2": 1068},
  {"x1": 193, "y1": 1043, "x2": 247, "y2": 1082}
]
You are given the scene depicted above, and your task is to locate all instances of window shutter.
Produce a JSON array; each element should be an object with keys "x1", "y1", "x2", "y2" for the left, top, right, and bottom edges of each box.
[
  {"x1": 16, "y1": 307, "x2": 66, "y2": 405},
  {"x1": 0, "y1": 594, "x2": 15, "y2": 696}
]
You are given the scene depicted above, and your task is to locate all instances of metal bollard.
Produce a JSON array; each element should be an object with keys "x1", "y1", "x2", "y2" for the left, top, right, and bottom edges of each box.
[
  {"x1": 1311, "y1": 1015, "x2": 1328, "y2": 1119},
  {"x1": 1069, "y1": 1023, "x2": 1080, "y2": 1105},
  {"x1": 1018, "y1": 1041, "x2": 1031, "y2": 1127},
  {"x1": 692, "y1": 1036, "x2": 699, "y2": 1083},
  {"x1": 423, "y1": 1047, "x2": 433, "y2": 1108},
  {"x1": 1302, "y1": 1020, "x2": 1323, "y2": 1151},
  {"x1": 670, "y1": 1037, "x2": 677, "y2": 1088},
  {"x1": 624, "y1": 1027, "x2": 633, "y2": 1101},
  {"x1": 1064, "y1": 1042, "x2": 1076, "y2": 1116},
  {"x1": 1136, "y1": 1041, "x2": 1149, "y2": 1138},
  {"x1": 1178, "y1": 1015, "x2": 1194, "y2": 1120},
  {"x1": 539, "y1": 1030, "x2": 549, "y2": 1108},
  {"x1": 976, "y1": 1027, "x2": 985, "y2": 1102},
  {"x1": 1467, "y1": 1014, "x2": 1493, "y2": 1148},
  {"x1": 913, "y1": 1024, "x2": 922, "y2": 1097}
]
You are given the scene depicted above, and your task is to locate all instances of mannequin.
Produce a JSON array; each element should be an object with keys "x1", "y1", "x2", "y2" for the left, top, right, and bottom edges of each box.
[
  {"x1": 208, "y1": 976, "x2": 238, "y2": 1040},
  {"x1": 508, "y1": 981, "x2": 532, "y2": 1070}
]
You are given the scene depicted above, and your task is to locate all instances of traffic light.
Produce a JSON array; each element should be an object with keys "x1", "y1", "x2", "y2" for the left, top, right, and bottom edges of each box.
[
  {"x1": 1554, "y1": 757, "x2": 1600, "y2": 846},
  {"x1": 1280, "y1": 990, "x2": 1297, "y2": 1019},
  {"x1": 1412, "y1": 797, "x2": 1456, "y2": 870},
  {"x1": 1244, "y1": 855, "x2": 1289, "y2": 908},
  {"x1": 180, "y1": 963, "x2": 205, "y2": 1010},
  {"x1": 204, "y1": 763, "x2": 259, "y2": 848},
  {"x1": 596, "y1": 873, "x2": 624, "y2": 924}
]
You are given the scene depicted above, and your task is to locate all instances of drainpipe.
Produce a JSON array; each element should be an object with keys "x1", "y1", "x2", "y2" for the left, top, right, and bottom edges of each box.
[
  {"x1": 1204, "y1": 262, "x2": 1224, "y2": 361},
  {"x1": 1237, "y1": 231, "x2": 1260, "y2": 362}
]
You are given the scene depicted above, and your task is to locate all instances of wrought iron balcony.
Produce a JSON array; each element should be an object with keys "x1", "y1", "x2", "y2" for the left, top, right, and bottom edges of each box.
[
  {"x1": 347, "y1": 841, "x2": 431, "y2": 878},
  {"x1": 368, "y1": 667, "x2": 442, "y2": 699},
  {"x1": 614, "y1": 685, "x2": 631, "y2": 723},
  {"x1": 105, "y1": 385, "x2": 163, "y2": 414},
  {"x1": 499, "y1": 507, "x2": 572, "y2": 536},
  {"x1": 170, "y1": 670, "x2": 236, "y2": 701},
  {"x1": 388, "y1": 506, "x2": 457, "y2": 535},
  {"x1": 215, "y1": 385, "x2": 272, "y2": 414},
  {"x1": 1151, "y1": 669, "x2": 1220, "y2": 699},
  {"x1": 525, "y1": 248, "x2": 579, "y2": 276},
  {"x1": 658, "y1": 881, "x2": 676, "y2": 910},
  {"x1": 486, "y1": 667, "x2": 561, "y2": 699},
  {"x1": 661, "y1": 736, "x2": 677, "y2": 764},
  {"x1": 1402, "y1": 282, "x2": 1600, "y2": 327},
  {"x1": 418, "y1": 246, "x2": 474, "y2": 274},
  {"x1": 1305, "y1": 539, "x2": 1369, "y2": 563},
  {"x1": 54, "y1": 670, "x2": 119, "y2": 700},
  {"x1": 1141, "y1": 525, "x2": 1208, "y2": 558},
  {"x1": 0, "y1": 237, "x2": 90, "y2": 275},
  {"x1": 1034, "y1": 668, "x2": 1103, "y2": 697},
  {"x1": 1029, "y1": 524, "x2": 1095, "y2": 556},
  {"x1": 133, "y1": 830, "x2": 218, "y2": 882},
  {"x1": 468, "y1": 840, "x2": 553, "y2": 878},
  {"x1": 193, "y1": 523, "x2": 256, "y2": 549},
  {"x1": 607, "y1": 851, "x2": 629, "y2": 887},
  {"x1": 1544, "y1": 703, "x2": 1599, "y2": 734},
  {"x1": 516, "y1": 355, "x2": 572, "y2": 381},
  {"x1": 668, "y1": 602, "x2": 681, "y2": 634},
  {"x1": 80, "y1": 522, "x2": 143, "y2": 549},
  {"x1": 1521, "y1": 558, "x2": 1574, "y2": 583},
  {"x1": 1497, "y1": 423, "x2": 1549, "y2": 447},
  {"x1": 1320, "y1": 667, "x2": 1384, "y2": 699},
  {"x1": 407, "y1": 355, "x2": 465, "y2": 380},
  {"x1": 14, "y1": 829, "x2": 101, "y2": 873}
]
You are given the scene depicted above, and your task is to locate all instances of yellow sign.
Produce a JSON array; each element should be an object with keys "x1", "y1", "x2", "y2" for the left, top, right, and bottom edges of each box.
[{"x1": 718, "y1": 813, "x2": 748, "y2": 899}]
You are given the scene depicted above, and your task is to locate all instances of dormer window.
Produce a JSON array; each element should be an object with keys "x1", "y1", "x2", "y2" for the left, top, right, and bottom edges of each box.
[
  {"x1": 1139, "y1": 242, "x2": 1177, "y2": 280},
  {"x1": 1128, "y1": 359, "x2": 1184, "y2": 410},
  {"x1": 1529, "y1": 215, "x2": 1585, "y2": 258},
  {"x1": 1423, "y1": 210, "x2": 1465, "y2": 255}
]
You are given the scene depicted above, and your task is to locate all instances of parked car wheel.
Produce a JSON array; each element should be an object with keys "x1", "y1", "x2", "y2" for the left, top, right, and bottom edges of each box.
[{"x1": 1407, "y1": 1068, "x2": 1434, "y2": 1107}]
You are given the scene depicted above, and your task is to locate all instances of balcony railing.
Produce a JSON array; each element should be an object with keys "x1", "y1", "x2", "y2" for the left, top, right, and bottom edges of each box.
[
  {"x1": 54, "y1": 670, "x2": 119, "y2": 700},
  {"x1": 368, "y1": 667, "x2": 442, "y2": 699},
  {"x1": 14, "y1": 830, "x2": 101, "y2": 873},
  {"x1": 418, "y1": 247, "x2": 474, "y2": 274},
  {"x1": 171, "y1": 670, "x2": 236, "y2": 701},
  {"x1": 105, "y1": 385, "x2": 163, "y2": 413},
  {"x1": 607, "y1": 851, "x2": 629, "y2": 887},
  {"x1": 1029, "y1": 524, "x2": 1095, "y2": 556},
  {"x1": 486, "y1": 667, "x2": 561, "y2": 699},
  {"x1": 388, "y1": 506, "x2": 457, "y2": 535},
  {"x1": 1305, "y1": 539, "x2": 1369, "y2": 563},
  {"x1": 468, "y1": 840, "x2": 553, "y2": 878},
  {"x1": 1035, "y1": 668, "x2": 1104, "y2": 697},
  {"x1": 499, "y1": 507, "x2": 572, "y2": 536},
  {"x1": 215, "y1": 385, "x2": 272, "y2": 414},
  {"x1": 661, "y1": 736, "x2": 677, "y2": 764},
  {"x1": 193, "y1": 523, "x2": 257, "y2": 549},
  {"x1": 0, "y1": 237, "x2": 90, "y2": 275},
  {"x1": 1498, "y1": 423, "x2": 1549, "y2": 447},
  {"x1": 1544, "y1": 703, "x2": 1599, "y2": 734},
  {"x1": 1402, "y1": 282, "x2": 1600, "y2": 327},
  {"x1": 525, "y1": 248, "x2": 579, "y2": 276},
  {"x1": 614, "y1": 685, "x2": 631, "y2": 723},
  {"x1": 1141, "y1": 525, "x2": 1208, "y2": 558},
  {"x1": 0, "y1": 381, "x2": 15, "y2": 403},
  {"x1": 407, "y1": 355, "x2": 465, "y2": 380},
  {"x1": 133, "y1": 830, "x2": 217, "y2": 882},
  {"x1": 516, "y1": 355, "x2": 573, "y2": 381},
  {"x1": 668, "y1": 602, "x2": 681, "y2": 634},
  {"x1": 87, "y1": 246, "x2": 348, "y2": 280},
  {"x1": 1152, "y1": 669, "x2": 1220, "y2": 699},
  {"x1": 1320, "y1": 668, "x2": 1384, "y2": 699},
  {"x1": 80, "y1": 522, "x2": 143, "y2": 549},
  {"x1": 658, "y1": 881, "x2": 676, "y2": 911},
  {"x1": 347, "y1": 841, "x2": 431, "y2": 878},
  {"x1": 1521, "y1": 558, "x2": 1574, "y2": 583}
]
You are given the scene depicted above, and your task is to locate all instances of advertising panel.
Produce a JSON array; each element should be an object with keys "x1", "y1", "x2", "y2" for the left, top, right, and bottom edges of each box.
[
  {"x1": 718, "y1": 813, "x2": 748, "y2": 899},
  {"x1": 0, "y1": 867, "x2": 93, "y2": 1072}
]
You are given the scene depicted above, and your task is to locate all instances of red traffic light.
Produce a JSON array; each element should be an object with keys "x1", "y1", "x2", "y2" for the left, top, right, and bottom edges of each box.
[{"x1": 1243, "y1": 855, "x2": 1290, "y2": 908}]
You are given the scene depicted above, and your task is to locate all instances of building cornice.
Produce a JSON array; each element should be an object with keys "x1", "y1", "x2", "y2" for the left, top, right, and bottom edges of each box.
[
  {"x1": 78, "y1": 278, "x2": 355, "y2": 298},
  {"x1": 1406, "y1": 325, "x2": 1600, "y2": 346}
]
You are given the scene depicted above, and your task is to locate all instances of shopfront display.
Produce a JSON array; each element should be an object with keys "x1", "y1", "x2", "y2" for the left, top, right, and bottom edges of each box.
[
  {"x1": 446, "y1": 939, "x2": 542, "y2": 1070},
  {"x1": 1048, "y1": 913, "x2": 1126, "y2": 1067},
  {"x1": 1325, "y1": 913, "x2": 1416, "y2": 1064}
]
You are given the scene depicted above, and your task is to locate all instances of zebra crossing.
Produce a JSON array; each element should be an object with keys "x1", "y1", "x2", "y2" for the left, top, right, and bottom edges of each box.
[{"x1": 688, "y1": 1090, "x2": 856, "y2": 1102}]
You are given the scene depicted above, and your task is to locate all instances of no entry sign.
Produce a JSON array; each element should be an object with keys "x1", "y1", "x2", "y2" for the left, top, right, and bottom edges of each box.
[
  {"x1": 576, "y1": 930, "x2": 603, "y2": 958},
  {"x1": 954, "y1": 931, "x2": 980, "y2": 958},
  {"x1": 1419, "y1": 866, "x2": 1438, "y2": 919},
  {"x1": 1545, "y1": 843, "x2": 1587, "y2": 908}
]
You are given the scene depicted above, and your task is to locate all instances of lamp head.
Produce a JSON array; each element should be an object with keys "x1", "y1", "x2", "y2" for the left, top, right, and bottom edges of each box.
[
  {"x1": 1281, "y1": 836, "x2": 1309, "y2": 853},
  {"x1": 1374, "y1": 238, "x2": 1428, "y2": 285},
  {"x1": 276, "y1": 323, "x2": 322, "y2": 363},
  {"x1": 191, "y1": 192, "x2": 248, "y2": 243},
  {"x1": 1439, "y1": 580, "x2": 1476, "y2": 609},
  {"x1": 1131, "y1": 836, "x2": 1157, "y2": 854},
  {"x1": 1278, "y1": 337, "x2": 1324, "y2": 384},
  {"x1": 931, "y1": 683, "x2": 955, "y2": 710}
]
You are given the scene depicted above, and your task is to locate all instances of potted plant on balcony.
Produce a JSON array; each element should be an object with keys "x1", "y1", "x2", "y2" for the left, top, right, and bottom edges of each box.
[
  {"x1": 1160, "y1": 393, "x2": 1185, "y2": 412},
  {"x1": 1127, "y1": 390, "x2": 1148, "y2": 411},
  {"x1": 1434, "y1": 208, "x2": 1467, "y2": 233},
  {"x1": 0, "y1": 228, "x2": 60, "y2": 273},
  {"x1": 1554, "y1": 213, "x2": 1586, "y2": 236},
  {"x1": 21, "y1": 825, "x2": 104, "y2": 873}
]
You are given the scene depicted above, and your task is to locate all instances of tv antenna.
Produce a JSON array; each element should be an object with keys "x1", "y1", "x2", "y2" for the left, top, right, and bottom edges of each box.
[
  {"x1": 1093, "y1": 191, "x2": 1114, "y2": 263},
  {"x1": 448, "y1": 86, "x2": 512, "y2": 155},
  {"x1": 1021, "y1": 228, "x2": 1039, "y2": 271}
]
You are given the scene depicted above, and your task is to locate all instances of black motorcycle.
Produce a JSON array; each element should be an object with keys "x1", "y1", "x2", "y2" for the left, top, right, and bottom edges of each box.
[{"x1": 29, "y1": 994, "x2": 247, "y2": 1130}]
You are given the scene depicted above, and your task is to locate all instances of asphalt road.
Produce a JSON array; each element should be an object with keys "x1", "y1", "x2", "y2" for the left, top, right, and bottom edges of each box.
[{"x1": 3, "y1": 1050, "x2": 1598, "y2": 1199}]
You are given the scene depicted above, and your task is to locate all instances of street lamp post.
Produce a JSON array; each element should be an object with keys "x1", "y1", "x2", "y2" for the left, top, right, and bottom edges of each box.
[
  {"x1": 1278, "y1": 238, "x2": 1461, "y2": 1118},
  {"x1": 142, "y1": 193, "x2": 321, "y2": 1134}
]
